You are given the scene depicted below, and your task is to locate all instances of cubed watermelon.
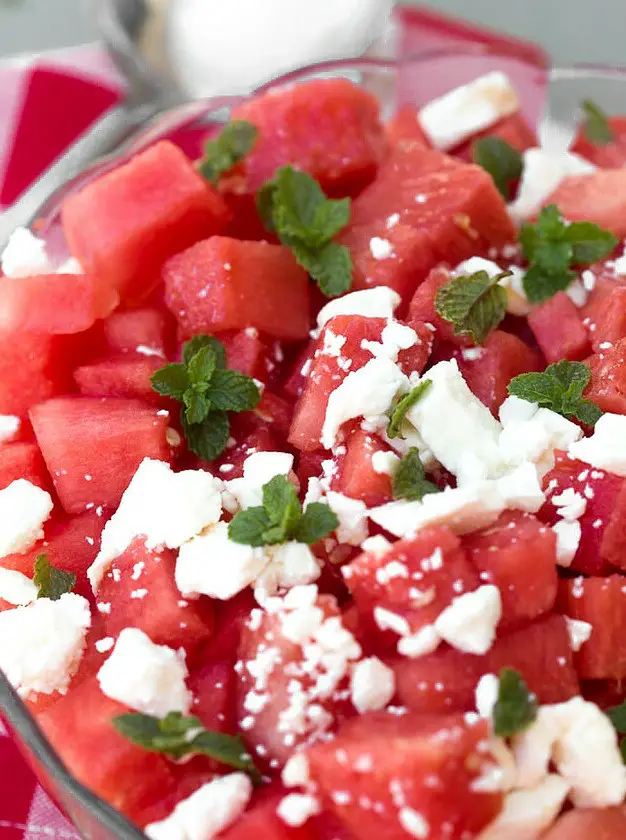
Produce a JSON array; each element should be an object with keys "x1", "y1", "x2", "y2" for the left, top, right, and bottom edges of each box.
[
  {"x1": 220, "y1": 329, "x2": 279, "y2": 383},
  {"x1": 62, "y1": 141, "x2": 230, "y2": 303},
  {"x1": 73, "y1": 355, "x2": 163, "y2": 402},
  {"x1": 542, "y1": 806, "x2": 626, "y2": 840},
  {"x1": 585, "y1": 337, "x2": 626, "y2": 414},
  {"x1": 229, "y1": 78, "x2": 386, "y2": 197},
  {"x1": 546, "y1": 168, "x2": 626, "y2": 237},
  {"x1": 332, "y1": 429, "x2": 394, "y2": 507},
  {"x1": 452, "y1": 111, "x2": 538, "y2": 161},
  {"x1": 385, "y1": 109, "x2": 431, "y2": 146},
  {"x1": 0, "y1": 441, "x2": 49, "y2": 491},
  {"x1": 164, "y1": 237, "x2": 310, "y2": 341},
  {"x1": 527, "y1": 291, "x2": 590, "y2": 363},
  {"x1": 0, "y1": 330, "x2": 68, "y2": 416},
  {"x1": 30, "y1": 397, "x2": 170, "y2": 513},
  {"x1": 581, "y1": 278, "x2": 626, "y2": 352},
  {"x1": 571, "y1": 116, "x2": 626, "y2": 167},
  {"x1": 103, "y1": 308, "x2": 172, "y2": 357}
]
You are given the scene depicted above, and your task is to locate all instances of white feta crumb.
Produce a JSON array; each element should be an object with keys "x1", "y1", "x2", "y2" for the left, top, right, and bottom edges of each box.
[
  {"x1": 89, "y1": 459, "x2": 223, "y2": 590},
  {"x1": 398, "y1": 808, "x2": 430, "y2": 839},
  {"x1": 0, "y1": 568, "x2": 37, "y2": 606},
  {"x1": 0, "y1": 480, "x2": 54, "y2": 559},
  {"x1": 277, "y1": 794, "x2": 321, "y2": 827},
  {"x1": 145, "y1": 774, "x2": 252, "y2": 840},
  {"x1": 95, "y1": 636, "x2": 115, "y2": 654},
  {"x1": 569, "y1": 413, "x2": 626, "y2": 477},
  {"x1": 281, "y1": 754, "x2": 310, "y2": 788},
  {"x1": 373, "y1": 607, "x2": 410, "y2": 637},
  {"x1": 397, "y1": 625, "x2": 441, "y2": 658},
  {"x1": 253, "y1": 541, "x2": 321, "y2": 603},
  {"x1": 551, "y1": 487, "x2": 587, "y2": 521},
  {"x1": 475, "y1": 673, "x2": 500, "y2": 720},
  {"x1": 476, "y1": 775, "x2": 570, "y2": 840},
  {"x1": 371, "y1": 450, "x2": 400, "y2": 476},
  {"x1": 496, "y1": 462, "x2": 545, "y2": 513},
  {"x1": 325, "y1": 491, "x2": 369, "y2": 546},
  {"x1": 225, "y1": 451, "x2": 294, "y2": 510},
  {"x1": 97, "y1": 627, "x2": 192, "y2": 718},
  {"x1": 565, "y1": 617, "x2": 592, "y2": 652},
  {"x1": 316, "y1": 287, "x2": 401, "y2": 329},
  {"x1": 360, "y1": 535, "x2": 392, "y2": 556},
  {"x1": 552, "y1": 520, "x2": 581, "y2": 567},
  {"x1": 369, "y1": 237, "x2": 394, "y2": 260},
  {"x1": 321, "y1": 329, "x2": 347, "y2": 358},
  {"x1": 418, "y1": 71, "x2": 519, "y2": 151},
  {"x1": 434, "y1": 585, "x2": 502, "y2": 655},
  {"x1": 566, "y1": 277, "x2": 589, "y2": 308},
  {"x1": 1, "y1": 227, "x2": 52, "y2": 277},
  {"x1": 350, "y1": 657, "x2": 395, "y2": 714},
  {"x1": 499, "y1": 407, "x2": 582, "y2": 477},
  {"x1": 0, "y1": 594, "x2": 91, "y2": 698},
  {"x1": 499, "y1": 396, "x2": 538, "y2": 427},
  {"x1": 0, "y1": 415, "x2": 20, "y2": 443}
]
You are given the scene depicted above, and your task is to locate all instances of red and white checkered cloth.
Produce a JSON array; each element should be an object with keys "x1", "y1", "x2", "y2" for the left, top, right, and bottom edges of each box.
[{"x1": 0, "y1": 7, "x2": 547, "y2": 836}]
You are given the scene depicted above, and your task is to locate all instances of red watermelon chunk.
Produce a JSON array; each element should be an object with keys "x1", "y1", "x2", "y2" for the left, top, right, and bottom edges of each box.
[
  {"x1": 221, "y1": 329, "x2": 279, "y2": 382},
  {"x1": 306, "y1": 712, "x2": 502, "y2": 840},
  {"x1": 527, "y1": 291, "x2": 590, "y2": 363},
  {"x1": 164, "y1": 237, "x2": 310, "y2": 341},
  {"x1": 585, "y1": 337, "x2": 626, "y2": 414},
  {"x1": 0, "y1": 272, "x2": 119, "y2": 335},
  {"x1": 344, "y1": 526, "x2": 479, "y2": 648},
  {"x1": 30, "y1": 397, "x2": 171, "y2": 513},
  {"x1": 464, "y1": 511, "x2": 558, "y2": 629},
  {"x1": 557, "y1": 575, "x2": 626, "y2": 680},
  {"x1": 97, "y1": 539, "x2": 213, "y2": 663},
  {"x1": 62, "y1": 141, "x2": 230, "y2": 304},
  {"x1": 546, "y1": 168, "x2": 626, "y2": 238},
  {"x1": 452, "y1": 111, "x2": 538, "y2": 161},
  {"x1": 229, "y1": 78, "x2": 386, "y2": 197},
  {"x1": 332, "y1": 429, "x2": 394, "y2": 507},
  {"x1": 571, "y1": 116, "x2": 626, "y2": 167},
  {"x1": 220, "y1": 793, "x2": 317, "y2": 840},
  {"x1": 542, "y1": 806, "x2": 626, "y2": 840},
  {"x1": 581, "y1": 278, "x2": 626, "y2": 352},
  {"x1": 386, "y1": 107, "x2": 432, "y2": 147},
  {"x1": 103, "y1": 307, "x2": 172, "y2": 357},
  {"x1": 74, "y1": 355, "x2": 163, "y2": 403},
  {"x1": 599, "y1": 481, "x2": 626, "y2": 570},
  {"x1": 0, "y1": 441, "x2": 49, "y2": 491},
  {"x1": 0, "y1": 330, "x2": 68, "y2": 416}
]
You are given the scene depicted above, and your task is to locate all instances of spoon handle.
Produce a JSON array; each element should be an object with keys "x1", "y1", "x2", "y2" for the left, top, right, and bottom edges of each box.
[{"x1": 0, "y1": 103, "x2": 154, "y2": 251}]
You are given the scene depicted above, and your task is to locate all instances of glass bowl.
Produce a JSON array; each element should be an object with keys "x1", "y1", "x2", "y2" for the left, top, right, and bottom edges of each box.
[{"x1": 2, "y1": 50, "x2": 626, "y2": 840}]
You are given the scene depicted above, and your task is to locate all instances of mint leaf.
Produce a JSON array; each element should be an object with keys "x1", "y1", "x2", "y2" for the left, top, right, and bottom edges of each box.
[
  {"x1": 392, "y1": 448, "x2": 440, "y2": 502},
  {"x1": 258, "y1": 165, "x2": 353, "y2": 297},
  {"x1": 183, "y1": 390, "x2": 210, "y2": 425},
  {"x1": 295, "y1": 503, "x2": 339, "y2": 545},
  {"x1": 181, "y1": 409, "x2": 230, "y2": 461},
  {"x1": 228, "y1": 507, "x2": 271, "y2": 547},
  {"x1": 508, "y1": 360, "x2": 602, "y2": 426},
  {"x1": 183, "y1": 335, "x2": 227, "y2": 369},
  {"x1": 387, "y1": 380, "x2": 432, "y2": 440},
  {"x1": 187, "y1": 345, "x2": 217, "y2": 385},
  {"x1": 33, "y1": 554, "x2": 75, "y2": 601},
  {"x1": 582, "y1": 99, "x2": 614, "y2": 145},
  {"x1": 208, "y1": 370, "x2": 261, "y2": 413},
  {"x1": 113, "y1": 711, "x2": 260, "y2": 781},
  {"x1": 472, "y1": 137, "x2": 523, "y2": 200},
  {"x1": 493, "y1": 668, "x2": 538, "y2": 738},
  {"x1": 198, "y1": 120, "x2": 258, "y2": 184},
  {"x1": 520, "y1": 205, "x2": 616, "y2": 303},
  {"x1": 150, "y1": 363, "x2": 189, "y2": 400},
  {"x1": 262, "y1": 475, "x2": 302, "y2": 543},
  {"x1": 606, "y1": 701, "x2": 626, "y2": 734},
  {"x1": 435, "y1": 270, "x2": 508, "y2": 345}
]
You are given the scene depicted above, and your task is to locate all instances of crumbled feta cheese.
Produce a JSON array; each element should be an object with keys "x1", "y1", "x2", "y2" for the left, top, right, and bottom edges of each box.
[
  {"x1": 398, "y1": 808, "x2": 430, "y2": 839},
  {"x1": 499, "y1": 407, "x2": 582, "y2": 476},
  {"x1": 97, "y1": 628, "x2": 192, "y2": 717},
  {"x1": 418, "y1": 71, "x2": 519, "y2": 151},
  {"x1": 371, "y1": 450, "x2": 400, "y2": 476},
  {"x1": 350, "y1": 657, "x2": 395, "y2": 713},
  {"x1": 321, "y1": 357, "x2": 408, "y2": 449},
  {"x1": 508, "y1": 148, "x2": 596, "y2": 222},
  {"x1": 95, "y1": 636, "x2": 115, "y2": 654},
  {"x1": 551, "y1": 488, "x2": 587, "y2": 521},
  {"x1": 281, "y1": 754, "x2": 310, "y2": 788},
  {"x1": 145, "y1": 774, "x2": 252, "y2": 840},
  {"x1": 0, "y1": 568, "x2": 37, "y2": 606},
  {"x1": 565, "y1": 617, "x2": 592, "y2": 652},
  {"x1": 397, "y1": 625, "x2": 441, "y2": 658},
  {"x1": 360, "y1": 534, "x2": 392, "y2": 556},
  {"x1": 176, "y1": 522, "x2": 268, "y2": 600},
  {"x1": 316, "y1": 287, "x2": 401, "y2": 329},
  {"x1": 565, "y1": 277, "x2": 589, "y2": 308},
  {"x1": 0, "y1": 594, "x2": 91, "y2": 698},
  {"x1": 496, "y1": 462, "x2": 545, "y2": 513},
  {"x1": 321, "y1": 329, "x2": 347, "y2": 358},
  {"x1": 475, "y1": 673, "x2": 499, "y2": 719},
  {"x1": 499, "y1": 396, "x2": 538, "y2": 426},
  {"x1": 0, "y1": 480, "x2": 54, "y2": 559},
  {"x1": 434, "y1": 585, "x2": 502, "y2": 655},
  {"x1": 0, "y1": 415, "x2": 20, "y2": 443},
  {"x1": 476, "y1": 775, "x2": 570, "y2": 840},
  {"x1": 498, "y1": 267, "x2": 532, "y2": 316},
  {"x1": 254, "y1": 541, "x2": 321, "y2": 603},
  {"x1": 552, "y1": 520, "x2": 581, "y2": 567},
  {"x1": 225, "y1": 451, "x2": 294, "y2": 510},
  {"x1": 277, "y1": 794, "x2": 321, "y2": 828},
  {"x1": 325, "y1": 492, "x2": 369, "y2": 545},
  {"x1": 373, "y1": 607, "x2": 410, "y2": 636},
  {"x1": 405, "y1": 361, "x2": 504, "y2": 484},
  {"x1": 454, "y1": 256, "x2": 504, "y2": 279},
  {"x1": 369, "y1": 237, "x2": 394, "y2": 260},
  {"x1": 56, "y1": 257, "x2": 83, "y2": 274},
  {"x1": 89, "y1": 459, "x2": 223, "y2": 589},
  {"x1": 569, "y1": 413, "x2": 626, "y2": 476},
  {"x1": 1, "y1": 227, "x2": 52, "y2": 277}
]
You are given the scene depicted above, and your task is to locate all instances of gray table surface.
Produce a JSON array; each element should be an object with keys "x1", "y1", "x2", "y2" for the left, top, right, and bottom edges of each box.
[{"x1": 1, "y1": 0, "x2": 626, "y2": 66}]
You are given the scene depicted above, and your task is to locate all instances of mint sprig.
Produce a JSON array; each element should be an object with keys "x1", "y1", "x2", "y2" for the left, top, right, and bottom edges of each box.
[
  {"x1": 520, "y1": 205, "x2": 617, "y2": 303},
  {"x1": 493, "y1": 668, "x2": 538, "y2": 738},
  {"x1": 435, "y1": 270, "x2": 509, "y2": 345},
  {"x1": 33, "y1": 554, "x2": 75, "y2": 601},
  {"x1": 508, "y1": 360, "x2": 602, "y2": 426},
  {"x1": 472, "y1": 137, "x2": 523, "y2": 200},
  {"x1": 581, "y1": 99, "x2": 615, "y2": 146},
  {"x1": 113, "y1": 711, "x2": 260, "y2": 782},
  {"x1": 151, "y1": 335, "x2": 260, "y2": 461},
  {"x1": 387, "y1": 380, "x2": 432, "y2": 440},
  {"x1": 198, "y1": 120, "x2": 258, "y2": 184},
  {"x1": 228, "y1": 475, "x2": 338, "y2": 547},
  {"x1": 257, "y1": 166, "x2": 352, "y2": 297},
  {"x1": 392, "y1": 448, "x2": 440, "y2": 502}
]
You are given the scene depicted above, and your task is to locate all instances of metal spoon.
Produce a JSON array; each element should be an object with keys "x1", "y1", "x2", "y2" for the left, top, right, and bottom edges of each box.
[{"x1": 0, "y1": 0, "x2": 183, "y2": 250}]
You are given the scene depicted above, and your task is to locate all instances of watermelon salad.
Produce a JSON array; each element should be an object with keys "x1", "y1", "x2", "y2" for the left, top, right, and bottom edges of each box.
[{"x1": 3, "y1": 70, "x2": 626, "y2": 840}]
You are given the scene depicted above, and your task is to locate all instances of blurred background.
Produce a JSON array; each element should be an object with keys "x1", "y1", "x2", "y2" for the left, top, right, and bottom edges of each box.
[{"x1": 1, "y1": 0, "x2": 626, "y2": 64}]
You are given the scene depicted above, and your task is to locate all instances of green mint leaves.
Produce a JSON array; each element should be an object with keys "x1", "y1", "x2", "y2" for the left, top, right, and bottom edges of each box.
[
  {"x1": 33, "y1": 554, "x2": 75, "y2": 601},
  {"x1": 435, "y1": 270, "x2": 509, "y2": 345},
  {"x1": 387, "y1": 380, "x2": 432, "y2": 440},
  {"x1": 520, "y1": 205, "x2": 617, "y2": 303},
  {"x1": 113, "y1": 711, "x2": 260, "y2": 782},
  {"x1": 228, "y1": 474, "x2": 338, "y2": 547},
  {"x1": 257, "y1": 166, "x2": 353, "y2": 297},
  {"x1": 392, "y1": 448, "x2": 440, "y2": 503},
  {"x1": 508, "y1": 360, "x2": 602, "y2": 426},
  {"x1": 493, "y1": 668, "x2": 538, "y2": 738},
  {"x1": 581, "y1": 99, "x2": 615, "y2": 146},
  {"x1": 151, "y1": 335, "x2": 260, "y2": 461},
  {"x1": 198, "y1": 120, "x2": 259, "y2": 184},
  {"x1": 472, "y1": 137, "x2": 523, "y2": 200}
]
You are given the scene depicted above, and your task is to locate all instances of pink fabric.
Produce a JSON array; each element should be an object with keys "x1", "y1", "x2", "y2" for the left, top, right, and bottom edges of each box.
[{"x1": 0, "y1": 7, "x2": 547, "y2": 837}]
